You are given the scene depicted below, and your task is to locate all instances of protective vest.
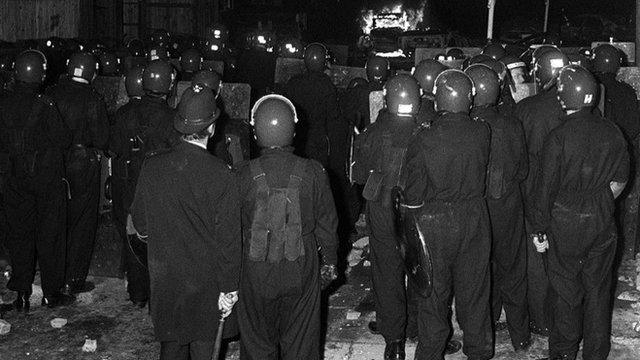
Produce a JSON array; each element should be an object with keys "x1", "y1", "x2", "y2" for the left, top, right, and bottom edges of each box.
[{"x1": 248, "y1": 158, "x2": 305, "y2": 263}]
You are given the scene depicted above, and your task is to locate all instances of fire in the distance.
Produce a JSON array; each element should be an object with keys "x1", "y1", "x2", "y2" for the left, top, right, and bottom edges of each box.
[{"x1": 359, "y1": 1, "x2": 427, "y2": 34}]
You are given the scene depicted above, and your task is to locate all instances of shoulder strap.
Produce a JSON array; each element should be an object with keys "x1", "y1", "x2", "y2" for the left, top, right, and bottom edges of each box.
[
  {"x1": 287, "y1": 158, "x2": 305, "y2": 190},
  {"x1": 250, "y1": 159, "x2": 269, "y2": 193}
]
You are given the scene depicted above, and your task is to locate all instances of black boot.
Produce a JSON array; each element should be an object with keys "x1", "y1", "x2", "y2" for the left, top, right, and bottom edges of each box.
[
  {"x1": 41, "y1": 292, "x2": 75, "y2": 308},
  {"x1": 13, "y1": 291, "x2": 31, "y2": 313},
  {"x1": 384, "y1": 339, "x2": 405, "y2": 360},
  {"x1": 368, "y1": 320, "x2": 380, "y2": 334}
]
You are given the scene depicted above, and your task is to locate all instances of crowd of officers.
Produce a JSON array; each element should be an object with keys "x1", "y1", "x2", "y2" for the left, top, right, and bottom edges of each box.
[{"x1": 0, "y1": 25, "x2": 637, "y2": 360}]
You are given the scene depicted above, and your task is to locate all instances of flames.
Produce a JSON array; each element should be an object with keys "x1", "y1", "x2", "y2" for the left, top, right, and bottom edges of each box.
[{"x1": 360, "y1": 1, "x2": 427, "y2": 34}]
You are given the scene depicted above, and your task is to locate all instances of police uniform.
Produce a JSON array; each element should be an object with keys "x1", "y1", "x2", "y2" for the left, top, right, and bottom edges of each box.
[
  {"x1": 0, "y1": 82, "x2": 71, "y2": 299},
  {"x1": 514, "y1": 88, "x2": 564, "y2": 333},
  {"x1": 471, "y1": 105, "x2": 530, "y2": 348},
  {"x1": 353, "y1": 110, "x2": 418, "y2": 344},
  {"x1": 404, "y1": 112, "x2": 493, "y2": 360},
  {"x1": 284, "y1": 71, "x2": 339, "y2": 168},
  {"x1": 46, "y1": 76, "x2": 110, "y2": 292},
  {"x1": 110, "y1": 94, "x2": 178, "y2": 303},
  {"x1": 530, "y1": 108, "x2": 629, "y2": 359},
  {"x1": 596, "y1": 72, "x2": 640, "y2": 255},
  {"x1": 416, "y1": 97, "x2": 437, "y2": 126},
  {"x1": 236, "y1": 147, "x2": 338, "y2": 360}
]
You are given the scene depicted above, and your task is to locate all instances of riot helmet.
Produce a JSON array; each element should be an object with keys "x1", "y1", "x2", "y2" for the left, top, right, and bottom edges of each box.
[
  {"x1": 14, "y1": 50, "x2": 47, "y2": 84},
  {"x1": 251, "y1": 94, "x2": 298, "y2": 148},
  {"x1": 384, "y1": 74, "x2": 422, "y2": 117},
  {"x1": 366, "y1": 56, "x2": 390, "y2": 83},
  {"x1": 180, "y1": 48, "x2": 203, "y2": 73},
  {"x1": 150, "y1": 29, "x2": 170, "y2": 47},
  {"x1": 591, "y1": 44, "x2": 622, "y2": 74},
  {"x1": 481, "y1": 43, "x2": 506, "y2": 60},
  {"x1": 127, "y1": 38, "x2": 146, "y2": 57},
  {"x1": 556, "y1": 64, "x2": 598, "y2": 111},
  {"x1": 433, "y1": 69, "x2": 474, "y2": 114},
  {"x1": 147, "y1": 45, "x2": 170, "y2": 61},
  {"x1": 304, "y1": 43, "x2": 328, "y2": 73},
  {"x1": 465, "y1": 64, "x2": 500, "y2": 106},
  {"x1": 67, "y1": 52, "x2": 99, "y2": 83},
  {"x1": 279, "y1": 38, "x2": 303, "y2": 59},
  {"x1": 206, "y1": 24, "x2": 230, "y2": 43},
  {"x1": 142, "y1": 59, "x2": 176, "y2": 94},
  {"x1": 99, "y1": 52, "x2": 119, "y2": 76},
  {"x1": 191, "y1": 69, "x2": 222, "y2": 96},
  {"x1": 413, "y1": 59, "x2": 447, "y2": 94},
  {"x1": 447, "y1": 48, "x2": 465, "y2": 60},
  {"x1": 533, "y1": 48, "x2": 569, "y2": 90},
  {"x1": 125, "y1": 65, "x2": 145, "y2": 98}
]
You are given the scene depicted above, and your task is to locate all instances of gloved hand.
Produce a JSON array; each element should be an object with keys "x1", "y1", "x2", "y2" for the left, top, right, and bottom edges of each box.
[
  {"x1": 531, "y1": 232, "x2": 549, "y2": 253},
  {"x1": 218, "y1": 291, "x2": 238, "y2": 318},
  {"x1": 320, "y1": 264, "x2": 338, "y2": 290}
]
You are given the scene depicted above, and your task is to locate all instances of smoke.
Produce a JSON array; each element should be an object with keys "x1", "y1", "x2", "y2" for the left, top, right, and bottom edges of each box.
[{"x1": 359, "y1": 1, "x2": 428, "y2": 34}]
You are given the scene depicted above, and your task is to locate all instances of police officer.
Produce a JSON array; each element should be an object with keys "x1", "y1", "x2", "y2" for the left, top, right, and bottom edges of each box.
[
  {"x1": 236, "y1": 94, "x2": 338, "y2": 360},
  {"x1": 150, "y1": 29, "x2": 171, "y2": 48},
  {"x1": 236, "y1": 32, "x2": 277, "y2": 102},
  {"x1": 412, "y1": 59, "x2": 447, "y2": 126},
  {"x1": 591, "y1": 44, "x2": 640, "y2": 256},
  {"x1": 109, "y1": 61, "x2": 177, "y2": 307},
  {"x1": 99, "y1": 51, "x2": 120, "y2": 76},
  {"x1": 466, "y1": 64, "x2": 530, "y2": 351},
  {"x1": 46, "y1": 52, "x2": 110, "y2": 294},
  {"x1": 0, "y1": 50, "x2": 72, "y2": 309},
  {"x1": 179, "y1": 48, "x2": 203, "y2": 82},
  {"x1": 148, "y1": 44, "x2": 170, "y2": 62},
  {"x1": 514, "y1": 48, "x2": 569, "y2": 336},
  {"x1": 131, "y1": 86, "x2": 241, "y2": 360},
  {"x1": 366, "y1": 56, "x2": 391, "y2": 92},
  {"x1": 353, "y1": 74, "x2": 424, "y2": 359},
  {"x1": 481, "y1": 42, "x2": 506, "y2": 61},
  {"x1": 531, "y1": 65, "x2": 629, "y2": 360},
  {"x1": 284, "y1": 43, "x2": 339, "y2": 168},
  {"x1": 403, "y1": 69, "x2": 493, "y2": 360}
]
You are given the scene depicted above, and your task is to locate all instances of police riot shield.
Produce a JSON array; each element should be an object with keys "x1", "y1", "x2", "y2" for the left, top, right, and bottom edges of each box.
[
  {"x1": 392, "y1": 187, "x2": 434, "y2": 298},
  {"x1": 274, "y1": 57, "x2": 367, "y2": 89},
  {"x1": 511, "y1": 83, "x2": 536, "y2": 103},
  {"x1": 617, "y1": 67, "x2": 640, "y2": 99},
  {"x1": 591, "y1": 41, "x2": 635, "y2": 64},
  {"x1": 93, "y1": 75, "x2": 127, "y2": 114},
  {"x1": 369, "y1": 90, "x2": 384, "y2": 123}
]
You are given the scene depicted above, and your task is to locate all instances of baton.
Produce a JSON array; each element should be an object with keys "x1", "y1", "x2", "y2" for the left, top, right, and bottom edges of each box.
[{"x1": 211, "y1": 315, "x2": 226, "y2": 360}]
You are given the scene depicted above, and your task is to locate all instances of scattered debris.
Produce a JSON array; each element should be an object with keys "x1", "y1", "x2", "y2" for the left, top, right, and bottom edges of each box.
[
  {"x1": 0, "y1": 319, "x2": 11, "y2": 335},
  {"x1": 50, "y1": 318, "x2": 68, "y2": 328},
  {"x1": 77, "y1": 292, "x2": 94, "y2": 305},
  {"x1": 355, "y1": 213, "x2": 367, "y2": 228},
  {"x1": 617, "y1": 291, "x2": 640, "y2": 302},
  {"x1": 353, "y1": 236, "x2": 369, "y2": 249},
  {"x1": 347, "y1": 248, "x2": 364, "y2": 267},
  {"x1": 346, "y1": 311, "x2": 361, "y2": 320},
  {"x1": 82, "y1": 339, "x2": 98, "y2": 352}
]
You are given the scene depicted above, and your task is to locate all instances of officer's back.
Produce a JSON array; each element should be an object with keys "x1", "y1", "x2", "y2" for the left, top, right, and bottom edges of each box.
[
  {"x1": 591, "y1": 44, "x2": 640, "y2": 142},
  {"x1": 46, "y1": 53, "x2": 108, "y2": 150},
  {"x1": 406, "y1": 70, "x2": 490, "y2": 204}
]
